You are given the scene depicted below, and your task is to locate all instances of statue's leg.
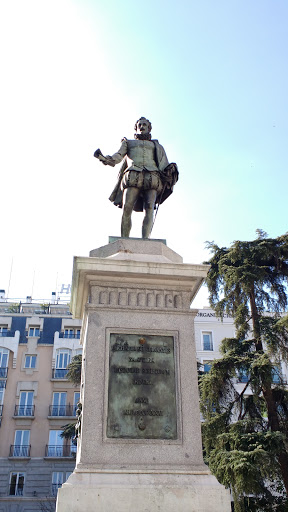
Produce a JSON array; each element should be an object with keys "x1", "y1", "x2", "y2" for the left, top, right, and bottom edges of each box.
[
  {"x1": 121, "y1": 187, "x2": 140, "y2": 237},
  {"x1": 142, "y1": 189, "x2": 157, "y2": 239}
]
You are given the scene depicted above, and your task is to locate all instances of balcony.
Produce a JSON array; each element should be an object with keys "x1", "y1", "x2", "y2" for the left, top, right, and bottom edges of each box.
[
  {"x1": 45, "y1": 445, "x2": 76, "y2": 458},
  {"x1": 0, "y1": 330, "x2": 14, "y2": 337},
  {"x1": 59, "y1": 332, "x2": 80, "y2": 339},
  {"x1": 0, "y1": 367, "x2": 8, "y2": 378},
  {"x1": 49, "y1": 405, "x2": 76, "y2": 417},
  {"x1": 14, "y1": 405, "x2": 35, "y2": 417},
  {"x1": 52, "y1": 368, "x2": 68, "y2": 379},
  {"x1": 9, "y1": 445, "x2": 31, "y2": 457}
]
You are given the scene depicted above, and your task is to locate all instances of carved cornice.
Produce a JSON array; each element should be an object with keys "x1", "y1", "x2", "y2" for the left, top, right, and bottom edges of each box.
[{"x1": 90, "y1": 285, "x2": 192, "y2": 311}]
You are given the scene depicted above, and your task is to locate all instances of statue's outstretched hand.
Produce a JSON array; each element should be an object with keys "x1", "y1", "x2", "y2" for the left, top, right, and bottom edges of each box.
[
  {"x1": 94, "y1": 148, "x2": 102, "y2": 158},
  {"x1": 94, "y1": 149, "x2": 115, "y2": 167}
]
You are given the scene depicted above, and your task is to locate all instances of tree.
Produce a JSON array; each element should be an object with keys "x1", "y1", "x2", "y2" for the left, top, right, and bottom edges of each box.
[
  {"x1": 200, "y1": 231, "x2": 288, "y2": 511},
  {"x1": 60, "y1": 354, "x2": 82, "y2": 440},
  {"x1": 66, "y1": 354, "x2": 82, "y2": 386}
]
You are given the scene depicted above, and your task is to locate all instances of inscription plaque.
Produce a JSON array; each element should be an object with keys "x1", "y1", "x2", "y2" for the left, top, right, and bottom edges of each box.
[{"x1": 107, "y1": 333, "x2": 177, "y2": 439}]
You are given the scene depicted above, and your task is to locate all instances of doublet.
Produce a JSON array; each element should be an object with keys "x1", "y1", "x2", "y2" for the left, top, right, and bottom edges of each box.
[
  {"x1": 111, "y1": 138, "x2": 168, "y2": 173},
  {"x1": 109, "y1": 137, "x2": 177, "y2": 212}
]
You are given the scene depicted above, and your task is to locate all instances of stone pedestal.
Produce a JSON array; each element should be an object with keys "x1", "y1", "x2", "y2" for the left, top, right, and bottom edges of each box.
[{"x1": 56, "y1": 238, "x2": 231, "y2": 511}]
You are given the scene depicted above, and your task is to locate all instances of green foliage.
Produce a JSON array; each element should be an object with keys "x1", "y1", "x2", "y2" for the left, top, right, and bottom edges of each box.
[
  {"x1": 205, "y1": 233, "x2": 288, "y2": 339},
  {"x1": 201, "y1": 232, "x2": 288, "y2": 510},
  {"x1": 7, "y1": 302, "x2": 20, "y2": 313},
  {"x1": 60, "y1": 422, "x2": 76, "y2": 440},
  {"x1": 66, "y1": 354, "x2": 82, "y2": 386},
  {"x1": 60, "y1": 354, "x2": 82, "y2": 440}
]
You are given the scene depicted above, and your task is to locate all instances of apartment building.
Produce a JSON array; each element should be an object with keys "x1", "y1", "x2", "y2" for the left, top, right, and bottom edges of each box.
[
  {"x1": 0, "y1": 296, "x2": 81, "y2": 512},
  {"x1": 194, "y1": 307, "x2": 288, "y2": 390}
]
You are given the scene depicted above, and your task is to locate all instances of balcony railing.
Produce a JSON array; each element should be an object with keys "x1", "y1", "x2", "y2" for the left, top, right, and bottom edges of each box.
[
  {"x1": 0, "y1": 367, "x2": 8, "y2": 378},
  {"x1": 9, "y1": 445, "x2": 31, "y2": 457},
  {"x1": 0, "y1": 330, "x2": 14, "y2": 337},
  {"x1": 52, "y1": 368, "x2": 68, "y2": 379},
  {"x1": 14, "y1": 405, "x2": 35, "y2": 417},
  {"x1": 59, "y1": 332, "x2": 80, "y2": 339},
  {"x1": 45, "y1": 445, "x2": 76, "y2": 458},
  {"x1": 49, "y1": 405, "x2": 76, "y2": 417},
  {"x1": 0, "y1": 404, "x2": 3, "y2": 416}
]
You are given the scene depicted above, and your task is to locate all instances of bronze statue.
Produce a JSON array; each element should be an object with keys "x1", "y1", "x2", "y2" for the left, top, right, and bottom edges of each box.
[{"x1": 94, "y1": 117, "x2": 178, "y2": 239}]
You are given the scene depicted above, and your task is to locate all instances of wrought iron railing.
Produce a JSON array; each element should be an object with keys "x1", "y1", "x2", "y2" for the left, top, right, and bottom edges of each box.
[
  {"x1": 0, "y1": 331, "x2": 14, "y2": 337},
  {"x1": 49, "y1": 405, "x2": 75, "y2": 417},
  {"x1": 14, "y1": 405, "x2": 35, "y2": 416},
  {"x1": 59, "y1": 332, "x2": 80, "y2": 339},
  {"x1": 52, "y1": 368, "x2": 68, "y2": 379},
  {"x1": 45, "y1": 445, "x2": 76, "y2": 457},
  {"x1": 9, "y1": 445, "x2": 31, "y2": 457}
]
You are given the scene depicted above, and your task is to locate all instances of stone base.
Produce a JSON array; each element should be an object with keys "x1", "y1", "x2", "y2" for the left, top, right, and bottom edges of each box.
[{"x1": 56, "y1": 471, "x2": 231, "y2": 512}]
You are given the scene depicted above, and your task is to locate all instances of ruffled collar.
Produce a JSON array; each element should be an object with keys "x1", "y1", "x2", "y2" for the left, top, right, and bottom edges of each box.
[{"x1": 134, "y1": 133, "x2": 152, "y2": 140}]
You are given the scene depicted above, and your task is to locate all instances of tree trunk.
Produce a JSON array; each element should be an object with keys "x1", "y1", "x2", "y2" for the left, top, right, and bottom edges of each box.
[
  {"x1": 263, "y1": 385, "x2": 288, "y2": 494},
  {"x1": 250, "y1": 286, "x2": 288, "y2": 493},
  {"x1": 249, "y1": 287, "x2": 262, "y2": 350}
]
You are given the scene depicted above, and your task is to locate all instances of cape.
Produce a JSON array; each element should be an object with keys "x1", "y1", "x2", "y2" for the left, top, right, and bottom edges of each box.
[{"x1": 109, "y1": 139, "x2": 178, "y2": 212}]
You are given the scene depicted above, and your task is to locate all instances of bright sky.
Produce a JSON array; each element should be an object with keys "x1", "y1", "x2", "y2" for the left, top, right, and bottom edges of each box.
[{"x1": 1, "y1": 0, "x2": 287, "y2": 307}]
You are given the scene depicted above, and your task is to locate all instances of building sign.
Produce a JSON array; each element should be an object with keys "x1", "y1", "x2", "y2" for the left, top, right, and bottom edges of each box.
[{"x1": 107, "y1": 333, "x2": 177, "y2": 440}]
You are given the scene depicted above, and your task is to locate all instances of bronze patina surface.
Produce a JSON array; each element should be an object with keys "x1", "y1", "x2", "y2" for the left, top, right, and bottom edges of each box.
[
  {"x1": 94, "y1": 117, "x2": 178, "y2": 239},
  {"x1": 107, "y1": 333, "x2": 177, "y2": 439}
]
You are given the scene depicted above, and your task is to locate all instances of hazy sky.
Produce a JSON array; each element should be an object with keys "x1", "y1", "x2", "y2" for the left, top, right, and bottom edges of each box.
[{"x1": 1, "y1": 0, "x2": 287, "y2": 307}]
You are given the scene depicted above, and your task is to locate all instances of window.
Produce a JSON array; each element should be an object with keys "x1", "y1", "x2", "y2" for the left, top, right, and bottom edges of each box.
[
  {"x1": 0, "y1": 325, "x2": 8, "y2": 336},
  {"x1": 28, "y1": 326, "x2": 40, "y2": 337},
  {"x1": 47, "y1": 430, "x2": 64, "y2": 457},
  {"x1": 238, "y1": 369, "x2": 249, "y2": 383},
  {"x1": 51, "y1": 472, "x2": 72, "y2": 496},
  {"x1": 0, "y1": 388, "x2": 4, "y2": 416},
  {"x1": 272, "y1": 367, "x2": 281, "y2": 384},
  {"x1": 52, "y1": 472, "x2": 63, "y2": 496},
  {"x1": 12, "y1": 430, "x2": 30, "y2": 457},
  {"x1": 202, "y1": 332, "x2": 213, "y2": 351},
  {"x1": 0, "y1": 348, "x2": 8, "y2": 367},
  {"x1": 0, "y1": 348, "x2": 9, "y2": 377},
  {"x1": 46, "y1": 430, "x2": 74, "y2": 457},
  {"x1": 17, "y1": 391, "x2": 34, "y2": 416},
  {"x1": 73, "y1": 392, "x2": 80, "y2": 416},
  {"x1": 203, "y1": 363, "x2": 211, "y2": 374},
  {"x1": 52, "y1": 392, "x2": 67, "y2": 416},
  {"x1": 9, "y1": 472, "x2": 25, "y2": 496},
  {"x1": 54, "y1": 349, "x2": 71, "y2": 378},
  {"x1": 64, "y1": 328, "x2": 81, "y2": 339},
  {"x1": 24, "y1": 355, "x2": 37, "y2": 369},
  {"x1": 71, "y1": 438, "x2": 77, "y2": 456}
]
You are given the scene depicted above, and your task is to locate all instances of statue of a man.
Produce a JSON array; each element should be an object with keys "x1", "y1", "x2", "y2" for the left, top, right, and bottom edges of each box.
[{"x1": 94, "y1": 117, "x2": 178, "y2": 239}]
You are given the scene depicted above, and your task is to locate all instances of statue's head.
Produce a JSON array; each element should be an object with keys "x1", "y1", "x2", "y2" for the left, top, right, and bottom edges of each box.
[{"x1": 134, "y1": 117, "x2": 152, "y2": 135}]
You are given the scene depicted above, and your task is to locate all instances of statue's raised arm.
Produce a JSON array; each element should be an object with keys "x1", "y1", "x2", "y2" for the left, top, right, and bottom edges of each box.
[
  {"x1": 93, "y1": 149, "x2": 116, "y2": 167},
  {"x1": 94, "y1": 117, "x2": 178, "y2": 239}
]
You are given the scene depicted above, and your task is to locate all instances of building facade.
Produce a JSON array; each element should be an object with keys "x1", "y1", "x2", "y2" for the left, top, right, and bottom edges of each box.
[
  {"x1": 194, "y1": 307, "x2": 288, "y2": 386},
  {"x1": 0, "y1": 299, "x2": 81, "y2": 512}
]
